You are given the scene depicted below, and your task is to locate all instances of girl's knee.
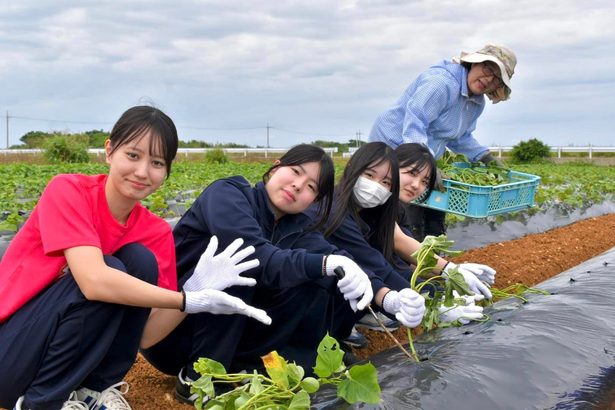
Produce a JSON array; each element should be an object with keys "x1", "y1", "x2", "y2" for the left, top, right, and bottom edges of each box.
[{"x1": 111, "y1": 243, "x2": 159, "y2": 284}]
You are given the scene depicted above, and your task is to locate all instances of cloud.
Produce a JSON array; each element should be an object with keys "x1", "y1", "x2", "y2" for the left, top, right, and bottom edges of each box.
[{"x1": 0, "y1": 0, "x2": 614, "y2": 147}]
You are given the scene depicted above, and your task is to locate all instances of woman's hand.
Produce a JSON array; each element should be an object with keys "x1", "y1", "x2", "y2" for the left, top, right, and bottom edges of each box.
[
  {"x1": 438, "y1": 291, "x2": 484, "y2": 325},
  {"x1": 184, "y1": 288, "x2": 272, "y2": 325},
  {"x1": 324, "y1": 255, "x2": 374, "y2": 311},
  {"x1": 443, "y1": 262, "x2": 493, "y2": 299},
  {"x1": 183, "y1": 236, "x2": 259, "y2": 292},
  {"x1": 382, "y1": 288, "x2": 426, "y2": 328}
]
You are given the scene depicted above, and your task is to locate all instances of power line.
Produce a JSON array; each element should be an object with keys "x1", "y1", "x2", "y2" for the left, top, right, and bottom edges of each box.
[
  {"x1": 10, "y1": 115, "x2": 112, "y2": 125},
  {"x1": 12, "y1": 116, "x2": 266, "y2": 131},
  {"x1": 270, "y1": 126, "x2": 350, "y2": 139},
  {"x1": 7, "y1": 114, "x2": 358, "y2": 142},
  {"x1": 178, "y1": 125, "x2": 265, "y2": 131}
]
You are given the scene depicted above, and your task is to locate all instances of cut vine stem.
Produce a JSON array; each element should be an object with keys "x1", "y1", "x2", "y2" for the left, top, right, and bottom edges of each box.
[
  {"x1": 332, "y1": 266, "x2": 417, "y2": 361},
  {"x1": 366, "y1": 305, "x2": 416, "y2": 361}
]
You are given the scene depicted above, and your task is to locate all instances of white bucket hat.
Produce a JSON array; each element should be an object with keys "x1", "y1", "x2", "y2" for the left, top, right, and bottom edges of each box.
[{"x1": 453, "y1": 44, "x2": 517, "y2": 103}]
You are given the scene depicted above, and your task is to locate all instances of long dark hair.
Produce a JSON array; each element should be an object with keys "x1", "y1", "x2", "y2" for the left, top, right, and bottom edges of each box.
[
  {"x1": 108, "y1": 106, "x2": 178, "y2": 177},
  {"x1": 325, "y1": 142, "x2": 400, "y2": 263},
  {"x1": 263, "y1": 144, "x2": 335, "y2": 230},
  {"x1": 395, "y1": 143, "x2": 437, "y2": 203}
]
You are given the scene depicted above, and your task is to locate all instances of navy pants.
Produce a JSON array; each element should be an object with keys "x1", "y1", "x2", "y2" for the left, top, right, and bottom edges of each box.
[
  {"x1": 0, "y1": 243, "x2": 158, "y2": 410},
  {"x1": 399, "y1": 203, "x2": 446, "y2": 242},
  {"x1": 142, "y1": 280, "x2": 334, "y2": 380}
]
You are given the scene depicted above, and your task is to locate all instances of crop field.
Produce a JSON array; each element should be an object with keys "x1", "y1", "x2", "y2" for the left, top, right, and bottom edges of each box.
[
  {"x1": 1, "y1": 159, "x2": 615, "y2": 409},
  {"x1": 1, "y1": 161, "x2": 614, "y2": 233}
]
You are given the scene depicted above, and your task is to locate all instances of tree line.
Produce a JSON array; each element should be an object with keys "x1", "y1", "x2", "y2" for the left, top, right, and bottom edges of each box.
[{"x1": 12, "y1": 130, "x2": 365, "y2": 153}]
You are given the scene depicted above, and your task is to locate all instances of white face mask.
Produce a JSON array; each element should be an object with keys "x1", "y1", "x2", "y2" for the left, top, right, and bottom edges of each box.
[{"x1": 353, "y1": 176, "x2": 392, "y2": 209}]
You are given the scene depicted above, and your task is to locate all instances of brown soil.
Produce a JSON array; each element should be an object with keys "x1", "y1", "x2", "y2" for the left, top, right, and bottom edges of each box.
[{"x1": 5, "y1": 214, "x2": 615, "y2": 410}]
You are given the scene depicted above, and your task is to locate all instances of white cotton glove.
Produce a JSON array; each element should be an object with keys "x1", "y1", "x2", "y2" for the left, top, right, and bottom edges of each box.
[
  {"x1": 443, "y1": 262, "x2": 493, "y2": 299},
  {"x1": 324, "y1": 255, "x2": 373, "y2": 312},
  {"x1": 183, "y1": 236, "x2": 260, "y2": 292},
  {"x1": 184, "y1": 288, "x2": 272, "y2": 325},
  {"x1": 381, "y1": 288, "x2": 426, "y2": 328},
  {"x1": 438, "y1": 290, "x2": 484, "y2": 325},
  {"x1": 457, "y1": 263, "x2": 496, "y2": 285}
]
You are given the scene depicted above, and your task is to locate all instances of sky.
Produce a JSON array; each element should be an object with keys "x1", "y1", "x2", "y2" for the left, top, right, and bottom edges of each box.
[{"x1": 1, "y1": 0, "x2": 614, "y2": 149}]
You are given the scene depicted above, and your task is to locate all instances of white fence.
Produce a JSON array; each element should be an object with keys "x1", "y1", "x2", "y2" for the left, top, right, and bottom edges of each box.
[
  {"x1": 343, "y1": 146, "x2": 615, "y2": 159},
  {"x1": 0, "y1": 147, "x2": 338, "y2": 158},
  {"x1": 489, "y1": 146, "x2": 614, "y2": 159},
  {"x1": 1, "y1": 146, "x2": 613, "y2": 159}
]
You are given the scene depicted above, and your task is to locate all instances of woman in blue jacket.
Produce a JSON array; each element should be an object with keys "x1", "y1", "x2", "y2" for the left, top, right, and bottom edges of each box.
[
  {"x1": 141, "y1": 144, "x2": 377, "y2": 404},
  {"x1": 369, "y1": 44, "x2": 517, "y2": 240}
]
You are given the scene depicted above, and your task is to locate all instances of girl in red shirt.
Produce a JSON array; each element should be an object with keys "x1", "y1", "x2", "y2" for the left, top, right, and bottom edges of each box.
[{"x1": 0, "y1": 106, "x2": 269, "y2": 410}]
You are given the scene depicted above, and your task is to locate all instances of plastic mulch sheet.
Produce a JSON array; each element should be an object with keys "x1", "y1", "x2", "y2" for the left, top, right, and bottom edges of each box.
[
  {"x1": 447, "y1": 201, "x2": 615, "y2": 250},
  {"x1": 312, "y1": 247, "x2": 615, "y2": 409}
]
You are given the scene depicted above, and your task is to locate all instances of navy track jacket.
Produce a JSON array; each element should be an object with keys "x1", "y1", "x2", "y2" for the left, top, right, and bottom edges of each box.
[{"x1": 174, "y1": 176, "x2": 334, "y2": 289}]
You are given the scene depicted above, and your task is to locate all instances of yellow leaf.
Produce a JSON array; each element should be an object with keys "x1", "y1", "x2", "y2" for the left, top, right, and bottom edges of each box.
[{"x1": 261, "y1": 351, "x2": 289, "y2": 388}]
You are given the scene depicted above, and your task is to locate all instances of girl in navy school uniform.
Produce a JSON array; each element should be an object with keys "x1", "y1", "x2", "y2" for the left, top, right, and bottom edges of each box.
[
  {"x1": 0, "y1": 106, "x2": 269, "y2": 410},
  {"x1": 141, "y1": 144, "x2": 375, "y2": 404},
  {"x1": 393, "y1": 143, "x2": 497, "y2": 296},
  {"x1": 317, "y1": 142, "x2": 493, "y2": 342},
  {"x1": 314, "y1": 141, "x2": 425, "y2": 341}
]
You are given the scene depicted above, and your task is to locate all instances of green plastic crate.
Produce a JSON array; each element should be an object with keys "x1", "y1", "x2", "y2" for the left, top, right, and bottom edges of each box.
[{"x1": 416, "y1": 164, "x2": 541, "y2": 218}]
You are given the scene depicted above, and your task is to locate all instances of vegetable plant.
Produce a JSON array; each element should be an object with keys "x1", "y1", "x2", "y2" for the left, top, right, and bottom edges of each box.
[
  {"x1": 437, "y1": 151, "x2": 510, "y2": 187},
  {"x1": 489, "y1": 283, "x2": 549, "y2": 304},
  {"x1": 190, "y1": 333, "x2": 381, "y2": 409},
  {"x1": 402, "y1": 234, "x2": 550, "y2": 362},
  {"x1": 404, "y1": 234, "x2": 476, "y2": 361}
]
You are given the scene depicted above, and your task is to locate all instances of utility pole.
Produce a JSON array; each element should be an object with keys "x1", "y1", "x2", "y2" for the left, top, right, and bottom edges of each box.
[
  {"x1": 5, "y1": 111, "x2": 8, "y2": 149},
  {"x1": 266, "y1": 123, "x2": 270, "y2": 148},
  {"x1": 355, "y1": 131, "x2": 362, "y2": 147}
]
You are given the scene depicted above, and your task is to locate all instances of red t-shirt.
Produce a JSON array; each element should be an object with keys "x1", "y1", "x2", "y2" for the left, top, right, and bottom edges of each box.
[{"x1": 0, "y1": 174, "x2": 177, "y2": 323}]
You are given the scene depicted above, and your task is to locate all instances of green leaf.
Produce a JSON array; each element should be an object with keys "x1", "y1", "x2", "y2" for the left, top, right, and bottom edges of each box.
[
  {"x1": 289, "y1": 390, "x2": 311, "y2": 409},
  {"x1": 314, "y1": 333, "x2": 345, "y2": 378},
  {"x1": 203, "y1": 399, "x2": 224, "y2": 410},
  {"x1": 422, "y1": 295, "x2": 443, "y2": 329},
  {"x1": 194, "y1": 358, "x2": 227, "y2": 377},
  {"x1": 191, "y1": 375, "x2": 215, "y2": 406},
  {"x1": 234, "y1": 392, "x2": 250, "y2": 408},
  {"x1": 337, "y1": 363, "x2": 381, "y2": 404},
  {"x1": 444, "y1": 267, "x2": 473, "y2": 296},
  {"x1": 287, "y1": 362, "x2": 305, "y2": 385},
  {"x1": 248, "y1": 371, "x2": 264, "y2": 395}
]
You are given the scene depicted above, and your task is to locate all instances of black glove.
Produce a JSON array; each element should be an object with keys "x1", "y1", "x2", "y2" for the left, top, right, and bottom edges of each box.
[
  {"x1": 434, "y1": 168, "x2": 445, "y2": 192},
  {"x1": 480, "y1": 153, "x2": 504, "y2": 167}
]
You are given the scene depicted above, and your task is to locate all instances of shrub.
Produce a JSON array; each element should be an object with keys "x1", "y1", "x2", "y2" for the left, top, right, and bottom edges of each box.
[
  {"x1": 44, "y1": 136, "x2": 90, "y2": 163},
  {"x1": 205, "y1": 148, "x2": 228, "y2": 164},
  {"x1": 511, "y1": 138, "x2": 551, "y2": 163}
]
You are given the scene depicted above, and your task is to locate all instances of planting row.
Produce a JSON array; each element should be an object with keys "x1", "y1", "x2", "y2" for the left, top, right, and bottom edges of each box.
[{"x1": 1, "y1": 162, "x2": 615, "y2": 233}]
